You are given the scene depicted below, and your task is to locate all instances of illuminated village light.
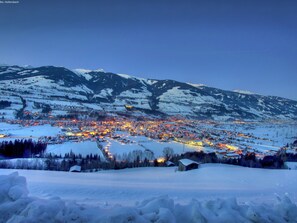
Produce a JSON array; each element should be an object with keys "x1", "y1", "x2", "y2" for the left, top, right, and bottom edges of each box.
[
  {"x1": 225, "y1": 144, "x2": 238, "y2": 151},
  {"x1": 157, "y1": 157, "x2": 166, "y2": 163}
]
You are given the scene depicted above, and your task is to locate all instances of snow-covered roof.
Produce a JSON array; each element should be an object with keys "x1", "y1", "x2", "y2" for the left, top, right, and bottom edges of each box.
[
  {"x1": 69, "y1": 165, "x2": 81, "y2": 172},
  {"x1": 226, "y1": 153, "x2": 240, "y2": 157},
  {"x1": 165, "y1": 161, "x2": 175, "y2": 166},
  {"x1": 178, "y1": 159, "x2": 200, "y2": 166}
]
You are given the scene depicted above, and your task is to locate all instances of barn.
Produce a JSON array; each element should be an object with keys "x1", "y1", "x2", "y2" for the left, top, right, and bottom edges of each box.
[{"x1": 178, "y1": 159, "x2": 200, "y2": 171}]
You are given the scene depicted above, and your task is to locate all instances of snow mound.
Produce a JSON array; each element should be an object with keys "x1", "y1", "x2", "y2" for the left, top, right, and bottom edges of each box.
[{"x1": 1, "y1": 172, "x2": 297, "y2": 223}]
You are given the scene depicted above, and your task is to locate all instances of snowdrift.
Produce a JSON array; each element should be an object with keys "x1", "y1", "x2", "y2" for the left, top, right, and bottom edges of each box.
[{"x1": 1, "y1": 172, "x2": 297, "y2": 223}]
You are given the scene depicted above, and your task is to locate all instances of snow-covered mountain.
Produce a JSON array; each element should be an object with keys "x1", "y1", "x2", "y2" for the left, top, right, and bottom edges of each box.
[{"x1": 0, "y1": 65, "x2": 296, "y2": 120}]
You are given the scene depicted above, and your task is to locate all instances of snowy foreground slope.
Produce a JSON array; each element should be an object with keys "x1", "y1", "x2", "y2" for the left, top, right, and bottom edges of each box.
[{"x1": 1, "y1": 164, "x2": 297, "y2": 222}]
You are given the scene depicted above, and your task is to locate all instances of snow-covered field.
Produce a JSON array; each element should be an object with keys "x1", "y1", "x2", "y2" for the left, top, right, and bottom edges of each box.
[
  {"x1": 215, "y1": 122, "x2": 297, "y2": 148},
  {"x1": 1, "y1": 164, "x2": 296, "y2": 205},
  {"x1": 0, "y1": 123, "x2": 62, "y2": 142},
  {"x1": 47, "y1": 140, "x2": 105, "y2": 158},
  {"x1": 103, "y1": 136, "x2": 203, "y2": 160},
  {"x1": 1, "y1": 164, "x2": 297, "y2": 222}
]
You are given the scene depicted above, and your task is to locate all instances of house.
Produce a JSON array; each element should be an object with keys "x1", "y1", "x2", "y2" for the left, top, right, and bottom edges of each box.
[
  {"x1": 178, "y1": 159, "x2": 200, "y2": 171},
  {"x1": 69, "y1": 165, "x2": 81, "y2": 172},
  {"x1": 225, "y1": 153, "x2": 240, "y2": 159},
  {"x1": 284, "y1": 162, "x2": 297, "y2": 170},
  {"x1": 124, "y1": 105, "x2": 134, "y2": 111},
  {"x1": 0, "y1": 134, "x2": 6, "y2": 138}
]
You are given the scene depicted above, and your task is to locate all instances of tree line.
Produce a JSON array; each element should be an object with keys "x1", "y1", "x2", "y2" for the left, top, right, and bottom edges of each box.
[
  {"x1": 0, "y1": 139, "x2": 47, "y2": 158},
  {"x1": 0, "y1": 141, "x2": 295, "y2": 171},
  {"x1": 0, "y1": 100, "x2": 11, "y2": 109}
]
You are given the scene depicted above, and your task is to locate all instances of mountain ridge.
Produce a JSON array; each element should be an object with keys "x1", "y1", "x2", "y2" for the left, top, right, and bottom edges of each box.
[{"x1": 0, "y1": 65, "x2": 296, "y2": 120}]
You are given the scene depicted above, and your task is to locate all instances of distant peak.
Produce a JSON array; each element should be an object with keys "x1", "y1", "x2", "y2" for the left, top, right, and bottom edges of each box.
[
  {"x1": 73, "y1": 68, "x2": 105, "y2": 74},
  {"x1": 187, "y1": 83, "x2": 206, "y2": 88},
  {"x1": 0, "y1": 63, "x2": 34, "y2": 68},
  {"x1": 233, "y1": 89, "x2": 256, "y2": 95},
  {"x1": 117, "y1": 73, "x2": 132, "y2": 79},
  {"x1": 23, "y1": 65, "x2": 34, "y2": 68},
  {"x1": 73, "y1": 68, "x2": 105, "y2": 81}
]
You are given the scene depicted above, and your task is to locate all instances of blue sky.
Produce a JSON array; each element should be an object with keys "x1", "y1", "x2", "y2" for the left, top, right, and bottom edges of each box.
[{"x1": 0, "y1": 0, "x2": 296, "y2": 100}]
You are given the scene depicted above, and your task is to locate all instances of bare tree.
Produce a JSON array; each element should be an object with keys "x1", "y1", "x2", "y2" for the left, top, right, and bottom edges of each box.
[{"x1": 163, "y1": 147, "x2": 174, "y2": 160}]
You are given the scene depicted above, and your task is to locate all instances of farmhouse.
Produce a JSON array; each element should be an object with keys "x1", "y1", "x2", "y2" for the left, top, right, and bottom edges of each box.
[{"x1": 178, "y1": 159, "x2": 200, "y2": 171}]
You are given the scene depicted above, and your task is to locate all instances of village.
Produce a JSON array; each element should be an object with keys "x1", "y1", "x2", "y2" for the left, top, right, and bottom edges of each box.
[{"x1": 1, "y1": 115, "x2": 297, "y2": 166}]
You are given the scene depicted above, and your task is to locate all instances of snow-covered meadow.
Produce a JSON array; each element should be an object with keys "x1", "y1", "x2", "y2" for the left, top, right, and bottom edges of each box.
[
  {"x1": 47, "y1": 141, "x2": 106, "y2": 158},
  {"x1": 1, "y1": 164, "x2": 297, "y2": 222},
  {"x1": 0, "y1": 123, "x2": 62, "y2": 142},
  {"x1": 101, "y1": 135, "x2": 203, "y2": 160},
  {"x1": 215, "y1": 122, "x2": 297, "y2": 147}
]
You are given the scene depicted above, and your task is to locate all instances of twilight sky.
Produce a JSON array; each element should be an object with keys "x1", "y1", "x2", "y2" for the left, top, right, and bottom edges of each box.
[{"x1": 0, "y1": 0, "x2": 296, "y2": 100}]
